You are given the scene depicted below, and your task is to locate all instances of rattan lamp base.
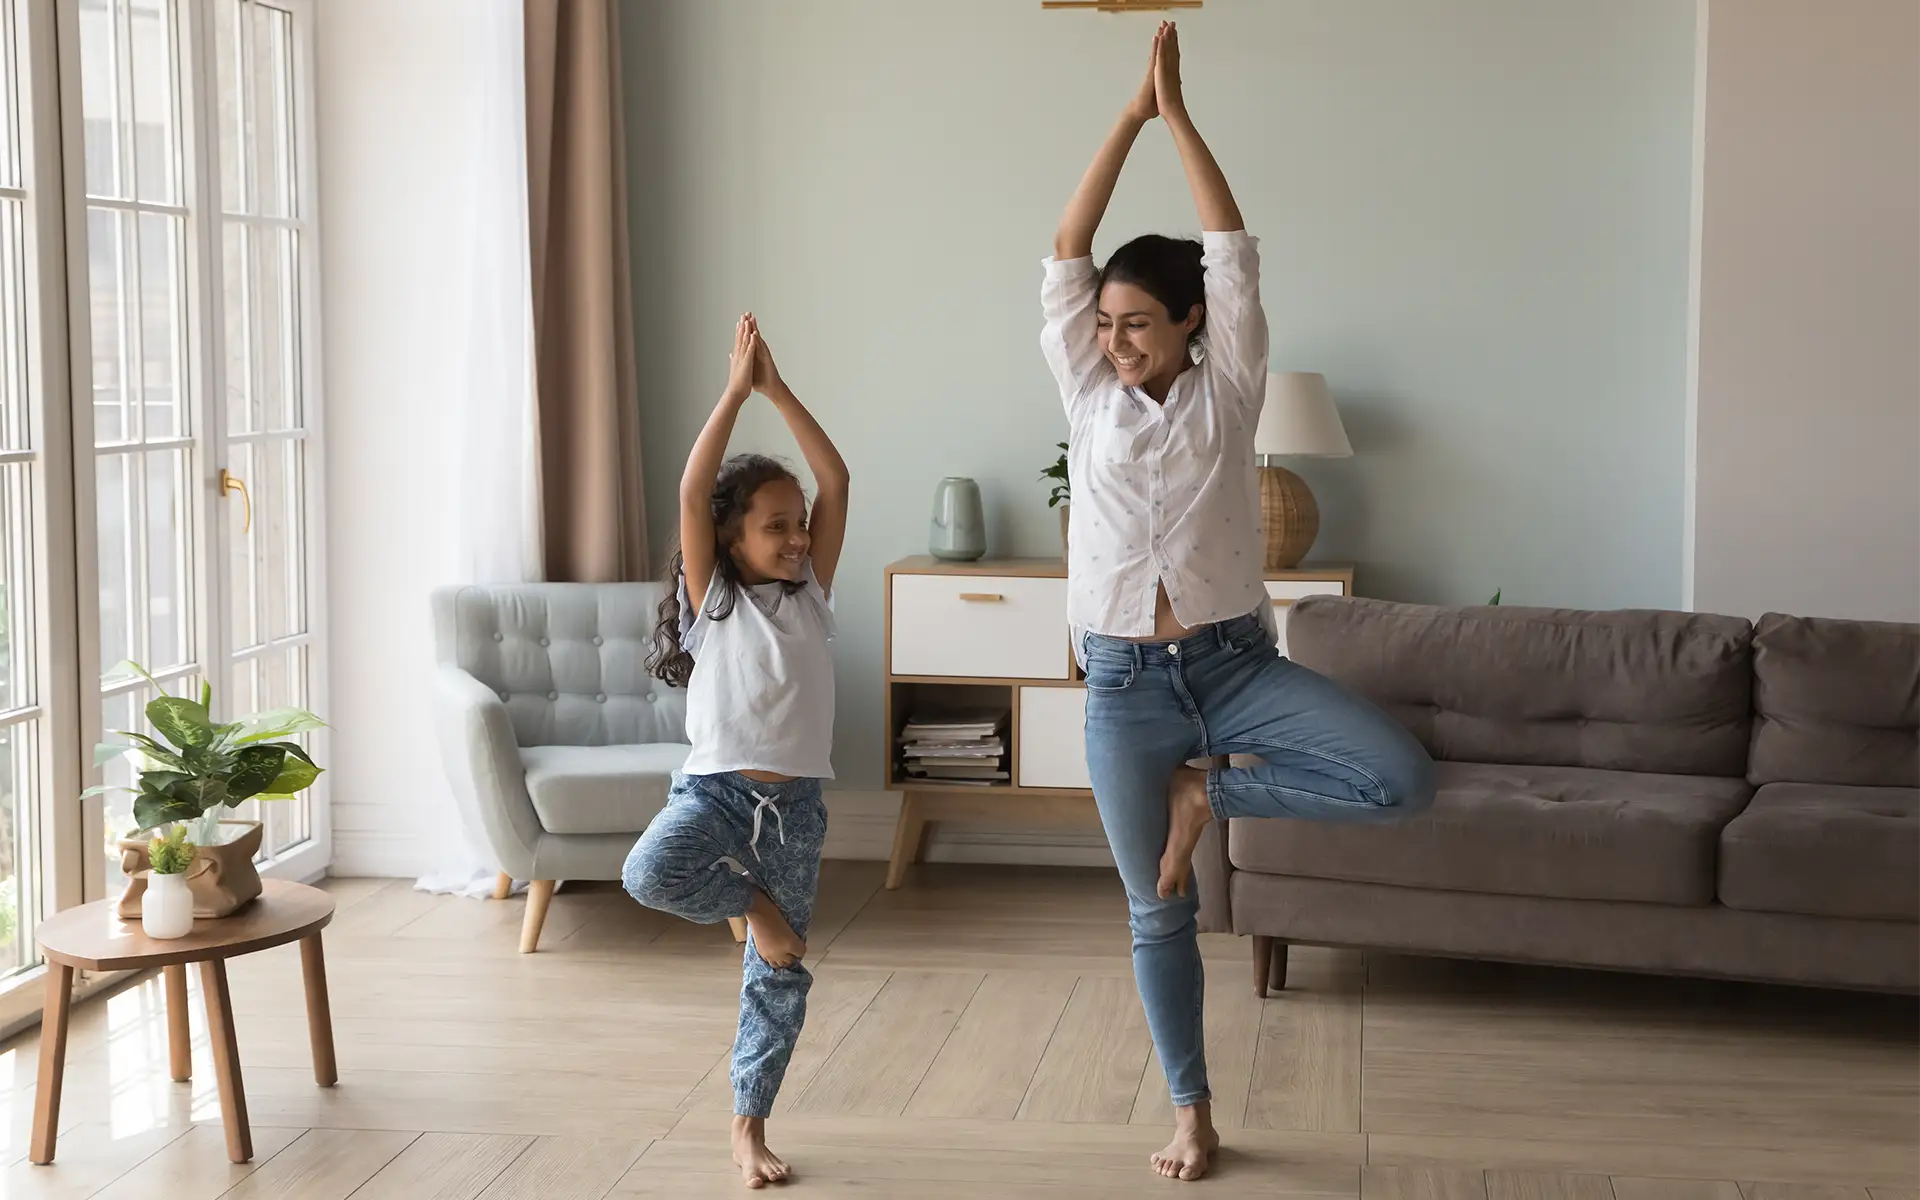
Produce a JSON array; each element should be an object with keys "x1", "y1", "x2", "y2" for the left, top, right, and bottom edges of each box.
[{"x1": 1259, "y1": 465, "x2": 1319, "y2": 569}]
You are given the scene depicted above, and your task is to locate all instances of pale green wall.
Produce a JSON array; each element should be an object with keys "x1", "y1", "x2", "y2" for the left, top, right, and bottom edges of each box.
[{"x1": 622, "y1": 0, "x2": 1696, "y2": 787}]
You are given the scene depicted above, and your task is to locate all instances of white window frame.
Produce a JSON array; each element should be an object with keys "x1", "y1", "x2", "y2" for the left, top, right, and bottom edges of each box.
[
  {"x1": 0, "y1": 0, "x2": 91, "y2": 1031},
  {"x1": 201, "y1": 0, "x2": 330, "y2": 886},
  {"x1": 0, "y1": 0, "x2": 327, "y2": 1030}
]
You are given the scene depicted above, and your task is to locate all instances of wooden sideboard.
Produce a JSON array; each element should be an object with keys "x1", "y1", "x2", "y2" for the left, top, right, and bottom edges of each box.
[{"x1": 882, "y1": 556, "x2": 1355, "y2": 889}]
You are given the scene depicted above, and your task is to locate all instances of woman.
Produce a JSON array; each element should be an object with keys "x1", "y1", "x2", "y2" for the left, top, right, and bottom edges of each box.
[{"x1": 1040, "y1": 23, "x2": 1436, "y2": 1182}]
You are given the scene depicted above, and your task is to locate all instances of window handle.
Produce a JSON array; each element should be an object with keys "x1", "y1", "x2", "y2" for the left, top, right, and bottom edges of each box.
[{"x1": 220, "y1": 469, "x2": 252, "y2": 534}]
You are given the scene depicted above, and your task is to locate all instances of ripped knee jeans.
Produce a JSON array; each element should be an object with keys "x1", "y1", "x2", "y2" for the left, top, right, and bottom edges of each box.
[{"x1": 622, "y1": 771, "x2": 827, "y2": 1118}]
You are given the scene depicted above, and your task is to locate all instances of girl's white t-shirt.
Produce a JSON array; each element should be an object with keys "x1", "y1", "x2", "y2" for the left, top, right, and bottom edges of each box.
[{"x1": 677, "y1": 563, "x2": 836, "y2": 780}]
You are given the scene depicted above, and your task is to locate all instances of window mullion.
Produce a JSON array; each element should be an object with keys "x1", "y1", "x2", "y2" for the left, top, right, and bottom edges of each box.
[{"x1": 180, "y1": 0, "x2": 227, "y2": 718}]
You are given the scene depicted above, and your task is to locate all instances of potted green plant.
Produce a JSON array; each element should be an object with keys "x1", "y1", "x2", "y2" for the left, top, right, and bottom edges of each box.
[
  {"x1": 141, "y1": 826, "x2": 196, "y2": 939},
  {"x1": 85, "y1": 663, "x2": 326, "y2": 919},
  {"x1": 1040, "y1": 442, "x2": 1070, "y2": 556}
]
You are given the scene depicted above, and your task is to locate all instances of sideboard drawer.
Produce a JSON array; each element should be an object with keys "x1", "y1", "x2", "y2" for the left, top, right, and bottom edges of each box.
[
  {"x1": 1017, "y1": 686, "x2": 1091, "y2": 789},
  {"x1": 1265, "y1": 579, "x2": 1346, "y2": 604},
  {"x1": 890, "y1": 574, "x2": 1070, "y2": 680}
]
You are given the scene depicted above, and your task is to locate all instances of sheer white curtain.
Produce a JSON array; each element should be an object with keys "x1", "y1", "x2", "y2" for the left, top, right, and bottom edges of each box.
[{"x1": 417, "y1": 0, "x2": 543, "y2": 898}]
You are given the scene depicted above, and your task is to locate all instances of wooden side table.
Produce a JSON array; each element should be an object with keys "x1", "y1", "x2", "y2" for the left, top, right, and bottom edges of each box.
[{"x1": 30, "y1": 878, "x2": 337, "y2": 1165}]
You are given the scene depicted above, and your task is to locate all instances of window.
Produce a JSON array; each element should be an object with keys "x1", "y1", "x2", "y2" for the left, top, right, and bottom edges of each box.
[
  {"x1": 0, "y1": 0, "x2": 325, "y2": 1015},
  {"x1": 0, "y1": 0, "x2": 66, "y2": 982}
]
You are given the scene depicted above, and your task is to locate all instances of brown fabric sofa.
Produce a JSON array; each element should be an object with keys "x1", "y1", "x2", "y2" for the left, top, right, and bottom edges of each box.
[{"x1": 1193, "y1": 599, "x2": 1920, "y2": 995}]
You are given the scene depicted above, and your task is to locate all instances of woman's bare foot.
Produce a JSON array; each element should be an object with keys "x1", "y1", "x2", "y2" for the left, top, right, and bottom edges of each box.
[
  {"x1": 1157, "y1": 766, "x2": 1214, "y2": 899},
  {"x1": 1151, "y1": 1101, "x2": 1220, "y2": 1181},
  {"x1": 743, "y1": 890, "x2": 806, "y2": 968},
  {"x1": 731, "y1": 1115, "x2": 790, "y2": 1188}
]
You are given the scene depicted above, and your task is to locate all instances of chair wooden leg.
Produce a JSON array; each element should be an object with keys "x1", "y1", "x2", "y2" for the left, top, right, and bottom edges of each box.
[
  {"x1": 199, "y1": 959, "x2": 253, "y2": 1163},
  {"x1": 1252, "y1": 935, "x2": 1275, "y2": 999},
  {"x1": 165, "y1": 963, "x2": 192, "y2": 1081},
  {"x1": 300, "y1": 934, "x2": 338, "y2": 1087},
  {"x1": 886, "y1": 793, "x2": 928, "y2": 890},
  {"x1": 491, "y1": 872, "x2": 512, "y2": 900},
  {"x1": 727, "y1": 917, "x2": 748, "y2": 943},
  {"x1": 29, "y1": 962, "x2": 73, "y2": 1164},
  {"x1": 519, "y1": 879, "x2": 555, "y2": 953}
]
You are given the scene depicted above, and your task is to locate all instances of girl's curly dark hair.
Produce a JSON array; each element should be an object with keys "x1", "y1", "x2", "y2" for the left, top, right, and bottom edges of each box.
[{"x1": 648, "y1": 453, "x2": 807, "y2": 688}]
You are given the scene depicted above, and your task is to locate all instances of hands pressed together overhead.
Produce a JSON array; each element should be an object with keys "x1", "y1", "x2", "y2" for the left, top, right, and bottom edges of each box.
[
  {"x1": 1126, "y1": 21, "x2": 1186, "y2": 125},
  {"x1": 724, "y1": 312, "x2": 785, "y2": 404}
]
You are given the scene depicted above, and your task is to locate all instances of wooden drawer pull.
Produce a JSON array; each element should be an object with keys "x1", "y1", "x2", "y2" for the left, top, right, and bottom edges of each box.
[{"x1": 958, "y1": 592, "x2": 1005, "y2": 603}]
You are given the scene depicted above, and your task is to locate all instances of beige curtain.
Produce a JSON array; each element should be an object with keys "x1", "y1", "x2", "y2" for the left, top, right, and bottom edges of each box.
[{"x1": 523, "y1": 0, "x2": 648, "y2": 582}]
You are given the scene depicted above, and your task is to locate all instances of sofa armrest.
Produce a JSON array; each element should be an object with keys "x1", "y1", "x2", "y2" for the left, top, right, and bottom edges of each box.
[
  {"x1": 1193, "y1": 818, "x2": 1232, "y2": 934},
  {"x1": 432, "y1": 666, "x2": 544, "y2": 879}
]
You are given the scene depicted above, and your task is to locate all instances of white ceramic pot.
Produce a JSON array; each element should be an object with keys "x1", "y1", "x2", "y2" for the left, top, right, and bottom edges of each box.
[{"x1": 141, "y1": 871, "x2": 195, "y2": 940}]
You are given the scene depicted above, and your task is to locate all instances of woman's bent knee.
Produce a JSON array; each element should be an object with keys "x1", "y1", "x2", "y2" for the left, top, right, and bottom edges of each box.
[
  {"x1": 1127, "y1": 890, "x2": 1199, "y2": 946},
  {"x1": 1377, "y1": 741, "x2": 1438, "y2": 816}
]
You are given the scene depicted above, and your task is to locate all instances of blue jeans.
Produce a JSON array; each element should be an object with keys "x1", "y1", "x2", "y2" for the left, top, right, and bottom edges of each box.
[
  {"x1": 622, "y1": 772, "x2": 827, "y2": 1118},
  {"x1": 1082, "y1": 611, "x2": 1435, "y2": 1107}
]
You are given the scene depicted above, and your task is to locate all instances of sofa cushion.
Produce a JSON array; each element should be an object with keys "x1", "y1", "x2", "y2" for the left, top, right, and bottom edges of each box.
[
  {"x1": 1285, "y1": 597, "x2": 1753, "y2": 777},
  {"x1": 1718, "y1": 782, "x2": 1919, "y2": 921},
  {"x1": 1226, "y1": 761, "x2": 1752, "y2": 905},
  {"x1": 521, "y1": 743, "x2": 689, "y2": 835},
  {"x1": 1749, "y1": 614, "x2": 1919, "y2": 788}
]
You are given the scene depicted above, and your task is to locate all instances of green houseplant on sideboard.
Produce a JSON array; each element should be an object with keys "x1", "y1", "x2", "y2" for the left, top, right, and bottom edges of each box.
[
  {"x1": 85, "y1": 663, "x2": 326, "y2": 919},
  {"x1": 1041, "y1": 442, "x2": 1070, "y2": 555}
]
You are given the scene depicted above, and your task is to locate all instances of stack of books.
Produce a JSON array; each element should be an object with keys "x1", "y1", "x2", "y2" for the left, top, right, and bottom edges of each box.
[{"x1": 898, "y1": 709, "x2": 1009, "y2": 785}]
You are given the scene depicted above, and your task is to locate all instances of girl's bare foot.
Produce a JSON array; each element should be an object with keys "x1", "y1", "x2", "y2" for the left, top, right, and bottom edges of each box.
[
  {"x1": 744, "y1": 890, "x2": 806, "y2": 968},
  {"x1": 1157, "y1": 765, "x2": 1214, "y2": 899},
  {"x1": 731, "y1": 1115, "x2": 790, "y2": 1188},
  {"x1": 1151, "y1": 1101, "x2": 1220, "y2": 1181}
]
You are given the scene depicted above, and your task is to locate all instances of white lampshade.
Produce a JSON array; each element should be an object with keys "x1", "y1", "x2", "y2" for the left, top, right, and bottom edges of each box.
[{"x1": 1255, "y1": 372, "x2": 1353, "y2": 458}]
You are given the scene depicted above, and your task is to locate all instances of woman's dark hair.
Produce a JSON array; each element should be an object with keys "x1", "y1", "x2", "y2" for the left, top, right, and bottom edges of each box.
[
  {"x1": 648, "y1": 453, "x2": 806, "y2": 688},
  {"x1": 1100, "y1": 234, "x2": 1207, "y2": 344}
]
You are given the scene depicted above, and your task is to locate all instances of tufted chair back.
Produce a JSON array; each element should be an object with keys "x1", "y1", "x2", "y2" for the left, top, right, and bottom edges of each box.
[{"x1": 430, "y1": 583, "x2": 688, "y2": 748}]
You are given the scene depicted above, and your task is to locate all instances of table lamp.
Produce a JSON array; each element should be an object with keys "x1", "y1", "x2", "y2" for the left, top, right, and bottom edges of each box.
[{"x1": 1255, "y1": 372, "x2": 1352, "y2": 568}]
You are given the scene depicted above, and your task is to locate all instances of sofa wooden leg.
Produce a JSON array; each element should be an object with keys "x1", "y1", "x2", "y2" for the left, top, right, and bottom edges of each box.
[
  {"x1": 1269, "y1": 941, "x2": 1290, "y2": 993},
  {"x1": 492, "y1": 872, "x2": 512, "y2": 901},
  {"x1": 519, "y1": 880, "x2": 555, "y2": 953},
  {"x1": 1252, "y1": 935, "x2": 1275, "y2": 998},
  {"x1": 727, "y1": 917, "x2": 748, "y2": 943}
]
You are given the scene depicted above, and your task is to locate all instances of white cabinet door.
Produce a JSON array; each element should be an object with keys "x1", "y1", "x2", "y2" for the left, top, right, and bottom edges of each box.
[{"x1": 1017, "y1": 686, "x2": 1091, "y2": 789}]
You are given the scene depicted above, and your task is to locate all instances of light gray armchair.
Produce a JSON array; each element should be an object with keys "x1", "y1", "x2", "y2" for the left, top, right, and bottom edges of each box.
[{"x1": 431, "y1": 582, "x2": 694, "y2": 951}]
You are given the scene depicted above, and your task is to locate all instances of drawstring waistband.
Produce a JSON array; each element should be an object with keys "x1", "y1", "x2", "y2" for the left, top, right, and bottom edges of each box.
[{"x1": 748, "y1": 790, "x2": 786, "y2": 861}]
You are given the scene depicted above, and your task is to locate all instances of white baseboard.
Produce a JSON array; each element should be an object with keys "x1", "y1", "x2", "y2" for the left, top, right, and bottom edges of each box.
[
  {"x1": 332, "y1": 829, "x2": 436, "y2": 878},
  {"x1": 329, "y1": 790, "x2": 1118, "y2": 878}
]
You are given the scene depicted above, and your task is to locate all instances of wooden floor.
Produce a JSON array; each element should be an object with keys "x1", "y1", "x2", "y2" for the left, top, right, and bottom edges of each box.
[{"x1": 0, "y1": 862, "x2": 1914, "y2": 1198}]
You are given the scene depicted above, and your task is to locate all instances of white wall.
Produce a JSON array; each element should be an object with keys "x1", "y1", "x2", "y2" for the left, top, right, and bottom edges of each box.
[
  {"x1": 315, "y1": 1, "x2": 474, "y2": 874},
  {"x1": 1688, "y1": 0, "x2": 1920, "y2": 622}
]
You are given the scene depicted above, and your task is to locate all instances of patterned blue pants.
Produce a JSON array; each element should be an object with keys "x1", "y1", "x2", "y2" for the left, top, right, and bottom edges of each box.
[{"x1": 622, "y1": 771, "x2": 826, "y2": 1119}]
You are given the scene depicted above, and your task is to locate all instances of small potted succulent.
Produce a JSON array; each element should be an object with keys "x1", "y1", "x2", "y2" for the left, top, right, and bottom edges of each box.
[
  {"x1": 1041, "y1": 442, "x2": 1070, "y2": 556},
  {"x1": 141, "y1": 826, "x2": 196, "y2": 939},
  {"x1": 85, "y1": 663, "x2": 326, "y2": 919}
]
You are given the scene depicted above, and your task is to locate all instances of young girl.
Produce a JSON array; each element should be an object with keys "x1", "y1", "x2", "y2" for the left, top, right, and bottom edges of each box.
[
  {"x1": 1044, "y1": 24, "x2": 1435, "y2": 1182},
  {"x1": 623, "y1": 312, "x2": 848, "y2": 1190}
]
